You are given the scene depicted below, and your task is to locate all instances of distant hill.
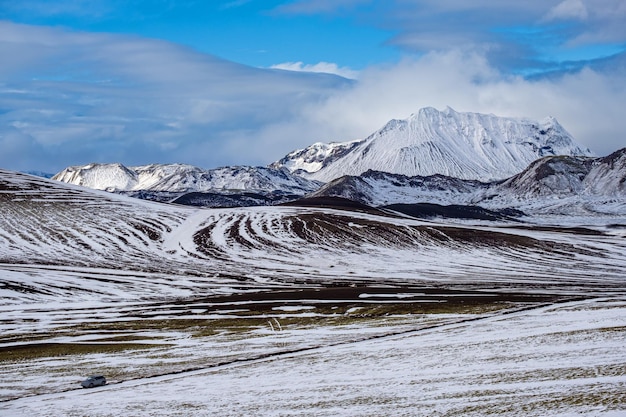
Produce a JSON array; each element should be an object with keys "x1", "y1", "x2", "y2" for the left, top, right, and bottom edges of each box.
[
  {"x1": 310, "y1": 148, "x2": 626, "y2": 216},
  {"x1": 53, "y1": 163, "x2": 321, "y2": 194}
]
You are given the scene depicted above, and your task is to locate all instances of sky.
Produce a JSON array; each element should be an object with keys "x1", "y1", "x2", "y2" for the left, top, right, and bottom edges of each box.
[{"x1": 1, "y1": 0, "x2": 625, "y2": 173}]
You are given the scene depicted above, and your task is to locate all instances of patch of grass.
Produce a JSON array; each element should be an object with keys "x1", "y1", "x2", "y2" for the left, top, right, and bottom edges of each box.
[
  {"x1": 554, "y1": 390, "x2": 626, "y2": 409},
  {"x1": 0, "y1": 332, "x2": 63, "y2": 344},
  {"x1": 64, "y1": 300, "x2": 516, "y2": 338},
  {"x1": 338, "y1": 302, "x2": 511, "y2": 316},
  {"x1": 94, "y1": 335, "x2": 165, "y2": 342},
  {"x1": 75, "y1": 319, "x2": 211, "y2": 332},
  {"x1": 442, "y1": 388, "x2": 621, "y2": 415},
  {"x1": 0, "y1": 328, "x2": 167, "y2": 345},
  {"x1": 0, "y1": 342, "x2": 162, "y2": 363},
  {"x1": 599, "y1": 325, "x2": 626, "y2": 333}
]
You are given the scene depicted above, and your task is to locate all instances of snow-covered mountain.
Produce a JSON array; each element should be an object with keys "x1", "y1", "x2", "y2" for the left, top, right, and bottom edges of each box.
[
  {"x1": 52, "y1": 163, "x2": 322, "y2": 195},
  {"x1": 582, "y1": 147, "x2": 626, "y2": 195},
  {"x1": 50, "y1": 108, "x2": 611, "y2": 212},
  {"x1": 272, "y1": 107, "x2": 593, "y2": 182},
  {"x1": 310, "y1": 148, "x2": 626, "y2": 216},
  {"x1": 481, "y1": 147, "x2": 626, "y2": 214},
  {"x1": 3, "y1": 168, "x2": 626, "y2": 306},
  {"x1": 309, "y1": 170, "x2": 486, "y2": 207}
]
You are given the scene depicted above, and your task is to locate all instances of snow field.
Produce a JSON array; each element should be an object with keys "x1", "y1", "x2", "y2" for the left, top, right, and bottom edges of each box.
[
  {"x1": 2, "y1": 169, "x2": 626, "y2": 416},
  {"x1": 2, "y1": 298, "x2": 624, "y2": 416}
]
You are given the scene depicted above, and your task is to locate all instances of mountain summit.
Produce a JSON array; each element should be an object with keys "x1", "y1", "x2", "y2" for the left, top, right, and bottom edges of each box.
[
  {"x1": 271, "y1": 107, "x2": 593, "y2": 182},
  {"x1": 52, "y1": 163, "x2": 321, "y2": 195}
]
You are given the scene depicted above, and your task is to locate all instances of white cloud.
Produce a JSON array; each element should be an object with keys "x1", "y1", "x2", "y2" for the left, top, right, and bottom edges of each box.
[
  {"x1": 277, "y1": 1, "x2": 626, "y2": 72},
  {"x1": 544, "y1": 0, "x2": 588, "y2": 21},
  {"x1": 0, "y1": 21, "x2": 349, "y2": 172},
  {"x1": 270, "y1": 61, "x2": 359, "y2": 79},
  {"x1": 566, "y1": 0, "x2": 626, "y2": 46},
  {"x1": 274, "y1": 0, "x2": 372, "y2": 15},
  {"x1": 265, "y1": 50, "x2": 626, "y2": 157},
  {"x1": 1, "y1": 21, "x2": 624, "y2": 174}
]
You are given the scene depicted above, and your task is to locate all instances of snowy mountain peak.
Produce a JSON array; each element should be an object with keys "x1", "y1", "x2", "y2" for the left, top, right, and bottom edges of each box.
[
  {"x1": 54, "y1": 163, "x2": 139, "y2": 191},
  {"x1": 273, "y1": 107, "x2": 593, "y2": 182},
  {"x1": 269, "y1": 139, "x2": 363, "y2": 174},
  {"x1": 53, "y1": 162, "x2": 322, "y2": 195}
]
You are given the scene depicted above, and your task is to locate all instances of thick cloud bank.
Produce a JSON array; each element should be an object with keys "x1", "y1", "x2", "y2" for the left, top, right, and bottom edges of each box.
[
  {"x1": 292, "y1": 50, "x2": 626, "y2": 157},
  {"x1": 0, "y1": 21, "x2": 624, "y2": 172}
]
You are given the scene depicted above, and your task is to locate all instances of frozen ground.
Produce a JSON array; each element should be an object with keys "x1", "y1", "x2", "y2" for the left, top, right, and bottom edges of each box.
[
  {"x1": 1, "y1": 170, "x2": 625, "y2": 416},
  {"x1": 2, "y1": 297, "x2": 625, "y2": 416},
  {"x1": 2, "y1": 170, "x2": 626, "y2": 303}
]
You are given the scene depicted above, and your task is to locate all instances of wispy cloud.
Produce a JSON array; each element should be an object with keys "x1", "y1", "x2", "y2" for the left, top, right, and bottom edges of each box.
[
  {"x1": 274, "y1": 0, "x2": 373, "y2": 15},
  {"x1": 270, "y1": 61, "x2": 359, "y2": 79},
  {"x1": 543, "y1": 0, "x2": 588, "y2": 21},
  {"x1": 0, "y1": 21, "x2": 349, "y2": 172},
  {"x1": 220, "y1": 0, "x2": 253, "y2": 10},
  {"x1": 276, "y1": 0, "x2": 626, "y2": 73},
  {"x1": 1, "y1": 19, "x2": 624, "y2": 173}
]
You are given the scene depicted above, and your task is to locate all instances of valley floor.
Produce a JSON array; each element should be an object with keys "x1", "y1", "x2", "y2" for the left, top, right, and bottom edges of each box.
[
  {"x1": 1, "y1": 287, "x2": 625, "y2": 416},
  {"x1": 1, "y1": 170, "x2": 625, "y2": 415}
]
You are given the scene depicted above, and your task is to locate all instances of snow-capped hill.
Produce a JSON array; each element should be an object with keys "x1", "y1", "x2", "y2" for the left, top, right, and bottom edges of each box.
[
  {"x1": 52, "y1": 163, "x2": 207, "y2": 192},
  {"x1": 53, "y1": 162, "x2": 140, "y2": 191},
  {"x1": 269, "y1": 140, "x2": 363, "y2": 174},
  {"x1": 195, "y1": 165, "x2": 322, "y2": 193},
  {"x1": 131, "y1": 164, "x2": 206, "y2": 191},
  {"x1": 308, "y1": 148, "x2": 626, "y2": 216},
  {"x1": 477, "y1": 150, "x2": 626, "y2": 215},
  {"x1": 490, "y1": 148, "x2": 626, "y2": 201},
  {"x1": 585, "y1": 147, "x2": 626, "y2": 195},
  {"x1": 273, "y1": 107, "x2": 593, "y2": 182},
  {"x1": 307, "y1": 175, "x2": 375, "y2": 205},
  {"x1": 53, "y1": 163, "x2": 322, "y2": 195},
  {"x1": 310, "y1": 170, "x2": 484, "y2": 206},
  {"x1": 492, "y1": 156, "x2": 595, "y2": 199}
]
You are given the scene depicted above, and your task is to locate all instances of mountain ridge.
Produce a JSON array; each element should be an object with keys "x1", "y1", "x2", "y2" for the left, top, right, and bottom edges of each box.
[
  {"x1": 310, "y1": 148, "x2": 626, "y2": 216},
  {"x1": 271, "y1": 106, "x2": 593, "y2": 182},
  {"x1": 53, "y1": 163, "x2": 322, "y2": 196},
  {"x1": 47, "y1": 107, "x2": 623, "y2": 215}
]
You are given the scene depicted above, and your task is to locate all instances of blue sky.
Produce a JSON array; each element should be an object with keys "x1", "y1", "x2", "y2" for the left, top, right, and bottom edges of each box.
[
  {"x1": 1, "y1": 0, "x2": 625, "y2": 172},
  {"x1": 0, "y1": 1, "x2": 400, "y2": 69}
]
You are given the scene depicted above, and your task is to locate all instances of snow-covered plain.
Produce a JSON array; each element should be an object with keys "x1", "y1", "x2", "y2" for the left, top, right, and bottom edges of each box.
[
  {"x1": 2, "y1": 298, "x2": 625, "y2": 416},
  {"x1": 1, "y1": 170, "x2": 625, "y2": 416}
]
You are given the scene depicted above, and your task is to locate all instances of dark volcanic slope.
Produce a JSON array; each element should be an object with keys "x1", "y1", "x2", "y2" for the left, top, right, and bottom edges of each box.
[
  {"x1": 0, "y1": 170, "x2": 188, "y2": 268},
  {"x1": 280, "y1": 196, "x2": 387, "y2": 215},
  {"x1": 383, "y1": 203, "x2": 524, "y2": 221},
  {"x1": 308, "y1": 149, "x2": 626, "y2": 215},
  {"x1": 1, "y1": 169, "x2": 626, "y2": 304}
]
